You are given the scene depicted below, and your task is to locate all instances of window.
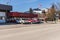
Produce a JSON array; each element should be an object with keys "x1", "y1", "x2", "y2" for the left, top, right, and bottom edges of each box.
[
  {"x1": 0, "y1": 17, "x2": 5, "y2": 20},
  {"x1": 0, "y1": 17, "x2": 2, "y2": 20}
]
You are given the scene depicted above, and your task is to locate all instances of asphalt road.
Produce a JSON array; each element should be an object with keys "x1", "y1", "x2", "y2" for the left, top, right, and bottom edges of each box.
[{"x1": 0, "y1": 23, "x2": 60, "y2": 40}]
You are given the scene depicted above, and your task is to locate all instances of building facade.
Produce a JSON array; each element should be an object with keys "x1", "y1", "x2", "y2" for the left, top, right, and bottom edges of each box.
[
  {"x1": 7, "y1": 12, "x2": 38, "y2": 23},
  {"x1": 0, "y1": 4, "x2": 12, "y2": 23}
]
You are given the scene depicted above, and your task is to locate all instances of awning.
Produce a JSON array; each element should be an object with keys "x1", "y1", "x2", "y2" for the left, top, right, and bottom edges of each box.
[{"x1": 0, "y1": 4, "x2": 12, "y2": 11}]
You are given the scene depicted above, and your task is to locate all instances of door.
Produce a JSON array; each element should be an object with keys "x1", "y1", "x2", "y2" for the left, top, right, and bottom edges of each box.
[{"x1": 0, "y1": 12, "x2": 6, "y2": 23}]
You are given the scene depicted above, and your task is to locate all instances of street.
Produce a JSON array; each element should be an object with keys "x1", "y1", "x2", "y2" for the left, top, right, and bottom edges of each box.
[{"x1": 0, "y1": 23, "x2": 60, "y2": 40}]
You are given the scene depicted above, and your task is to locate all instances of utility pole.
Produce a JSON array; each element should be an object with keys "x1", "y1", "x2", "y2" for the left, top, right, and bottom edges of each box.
[{"x1": 6, "y1": 0, "x2": 11, "y2": 23}]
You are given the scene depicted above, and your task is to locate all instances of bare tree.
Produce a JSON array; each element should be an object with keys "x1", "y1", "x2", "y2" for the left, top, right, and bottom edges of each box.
[{"x1": 45, "y1": 4, "x2": 56, "y2": 23}]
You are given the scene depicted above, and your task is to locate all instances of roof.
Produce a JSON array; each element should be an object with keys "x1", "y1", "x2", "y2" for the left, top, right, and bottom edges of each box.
[
  {"x1": 33, "y1": 8, "x2": 41, "y2": 11},
  {"x1": 8, "y1": 12, "x2": 38, "y2": 18},
  {"x1": 0, "y1": 4, "x2": 12, "y2": 11}
]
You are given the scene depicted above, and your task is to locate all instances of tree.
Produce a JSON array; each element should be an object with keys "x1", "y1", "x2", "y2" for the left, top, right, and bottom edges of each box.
[
  {"x1": 45, "y1": 4, "x2": 56, "y2": 22},
  {"x1": 29, "y1": 8, "x2": 33, "y2": 13}
]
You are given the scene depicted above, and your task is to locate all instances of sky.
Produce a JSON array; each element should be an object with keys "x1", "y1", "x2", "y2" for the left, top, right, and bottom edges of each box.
[{"x1": 0, "y1": 0, "x2": 60, "y2": 12}]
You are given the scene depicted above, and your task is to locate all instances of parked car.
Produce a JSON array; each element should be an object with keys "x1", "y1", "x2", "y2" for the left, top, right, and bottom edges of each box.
[
  {"x1": 16, "y1": 19, "x2": 24, "y2": 24},
  {"x1": 28, "y1": 19, "x2": 41, "y2": 24},
  {"x1": 22, "y1": 18, "x2": 31, "y2": 24},
  {"x1": 32, "y1": 19, "x2": 40, "y2": 24},
  {"x1": 23, "y1": 20, "x2": 31, "y2": 24}
]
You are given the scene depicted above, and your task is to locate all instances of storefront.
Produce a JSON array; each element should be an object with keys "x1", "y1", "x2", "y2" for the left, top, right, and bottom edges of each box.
[{"x1": 0, "y1": 4, "x2": 12, "y2": 23}]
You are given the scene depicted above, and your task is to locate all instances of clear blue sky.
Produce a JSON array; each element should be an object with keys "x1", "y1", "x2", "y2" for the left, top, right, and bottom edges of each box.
[{"x1": 0, "y1": 0, "x2": 60, "y2": 12}]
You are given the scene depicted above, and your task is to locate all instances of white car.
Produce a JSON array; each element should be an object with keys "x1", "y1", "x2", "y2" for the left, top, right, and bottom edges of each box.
[
  {"x1": 23, "y1": 20, "x2": 31, "y2": 24},
  {"x1": 16, "y1": 19, "x2": 24, "y2": 24}
]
